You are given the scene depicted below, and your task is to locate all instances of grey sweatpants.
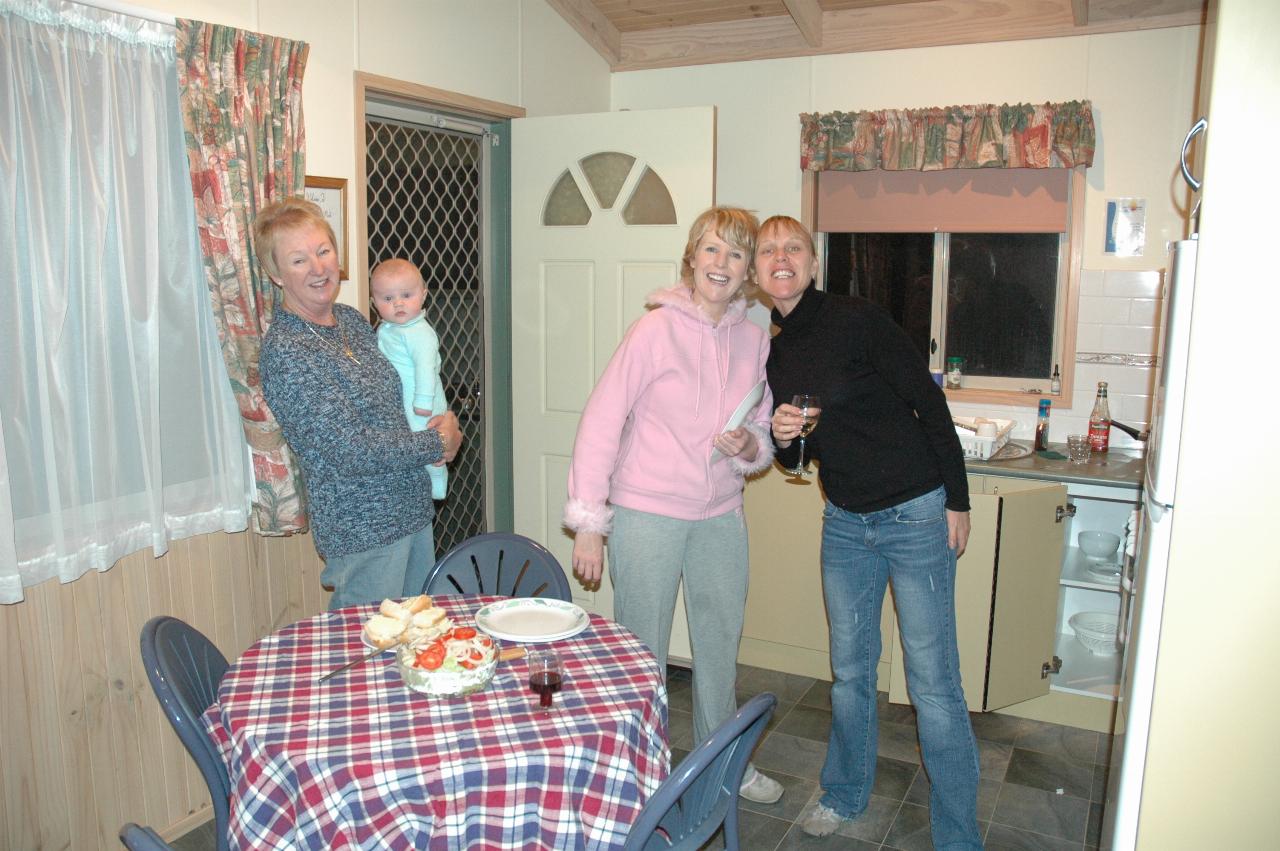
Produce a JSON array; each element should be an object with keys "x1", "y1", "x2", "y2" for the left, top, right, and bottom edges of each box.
[{"x1": 609, "y1": 504, "x2": 749, "y2": 745}]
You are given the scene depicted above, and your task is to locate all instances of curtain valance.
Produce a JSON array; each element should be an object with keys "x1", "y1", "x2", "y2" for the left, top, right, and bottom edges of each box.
[{"x1": 800, "y1": 101, "x2": 1095, "y2": 172}]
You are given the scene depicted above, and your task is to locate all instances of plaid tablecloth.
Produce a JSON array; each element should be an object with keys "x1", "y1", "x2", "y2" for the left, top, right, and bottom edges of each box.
[{"x1": 203, "y1": 596, "x2": 669, "y2": 850}]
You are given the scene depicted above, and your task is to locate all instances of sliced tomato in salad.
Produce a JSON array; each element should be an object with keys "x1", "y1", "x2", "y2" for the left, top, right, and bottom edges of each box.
[
  {"x1": 452, "y1": 626, "x2": 477, "y2": 640},
  {"x1": 416, "y1": 645, "x2": 446, "y2": 670}
]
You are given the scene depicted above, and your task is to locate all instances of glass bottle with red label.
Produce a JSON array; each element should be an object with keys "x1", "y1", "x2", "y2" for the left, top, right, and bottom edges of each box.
[{"x1": 1088, "y1": 381, "x2": 1111, "y2": 453}]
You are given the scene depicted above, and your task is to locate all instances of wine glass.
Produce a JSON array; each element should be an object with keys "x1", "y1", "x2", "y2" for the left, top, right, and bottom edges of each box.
[
  {"x1": 784, "y1": 394, "x2": 821, "y2": 482},
  {"x1": 527, "y1": 649, "x2": 563, "y2": 710}
]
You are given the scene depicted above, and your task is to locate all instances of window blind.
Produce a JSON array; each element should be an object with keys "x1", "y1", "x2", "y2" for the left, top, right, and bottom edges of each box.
[{"x1": 816, "y1": 167, "x2": 1071, "y2": 234}]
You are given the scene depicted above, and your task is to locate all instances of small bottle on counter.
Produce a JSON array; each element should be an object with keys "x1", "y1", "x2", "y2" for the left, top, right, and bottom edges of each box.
[
  {"x1": 1050, "y1": 364, "x2": 1061, "y2": 395},
  {"x1": 945, "y1": 356, "x2": 964, "y2": 390},
  {"x1": 1089, "y1": 381, "x2": 1111, "y2": 454},
  {"x1": 1035, "y1": 399, "x2": 1052, "y2": 450}
]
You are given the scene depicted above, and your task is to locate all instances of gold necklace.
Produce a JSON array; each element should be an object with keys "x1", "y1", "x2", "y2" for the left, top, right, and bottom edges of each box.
[{"x1": 302, "y1": 318, "x2": 362, "y2": 365}]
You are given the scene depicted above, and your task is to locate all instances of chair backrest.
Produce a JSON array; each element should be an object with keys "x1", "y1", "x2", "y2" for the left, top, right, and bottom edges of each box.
[
  {"x1": 119, "y1": 823, "x2": 173, "y2": 850},
  {"x1": 140, "y1": 616, "x2": 231, "y2": 851},
  {"x1": 424, "y1": 532, "x2": 573, "y2": 602},
  {"x1": 623, "y1": 692, "x2": 778, "y2": 851}
]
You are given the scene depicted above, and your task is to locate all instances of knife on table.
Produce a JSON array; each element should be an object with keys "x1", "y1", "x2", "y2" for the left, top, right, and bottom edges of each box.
[{"x1": 319, "y1": 641, "x2": 396, "y2": 683}]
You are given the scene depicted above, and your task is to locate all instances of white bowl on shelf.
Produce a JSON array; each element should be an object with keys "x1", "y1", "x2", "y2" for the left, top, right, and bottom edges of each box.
[
  {"x1": 1078, "y1": 531, "x2": 1121, "y2": 561},
  {"x1": 1068, "y1": 612, "x2": 1119, "y2": 656}
]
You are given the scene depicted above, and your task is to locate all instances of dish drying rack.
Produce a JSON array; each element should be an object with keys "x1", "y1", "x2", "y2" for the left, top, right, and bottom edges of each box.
[{"x1": 952, "y1": 417, "x2": 1016, "y2": 460}]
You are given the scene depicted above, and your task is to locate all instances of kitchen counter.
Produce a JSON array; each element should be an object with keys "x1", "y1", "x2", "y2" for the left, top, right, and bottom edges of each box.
[{"x1": 967, "y1": 442, "x2": 1144, "y2": 489}]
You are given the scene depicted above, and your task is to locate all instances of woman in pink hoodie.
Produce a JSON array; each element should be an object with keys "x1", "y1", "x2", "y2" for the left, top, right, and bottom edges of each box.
[{"x1": 563, "y1": 207, "x2": 783, "y2": 803}]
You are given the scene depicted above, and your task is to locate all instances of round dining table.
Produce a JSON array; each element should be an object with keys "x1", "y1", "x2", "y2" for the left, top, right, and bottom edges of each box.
[{"x1": 203, "y1": 595, "x2": 670, "y2": 850}]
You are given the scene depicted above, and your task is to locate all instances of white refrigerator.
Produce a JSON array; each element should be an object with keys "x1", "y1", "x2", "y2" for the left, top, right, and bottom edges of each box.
[{"x1": 1103, "y1": 237, "x2": 1198, "y2": 849}]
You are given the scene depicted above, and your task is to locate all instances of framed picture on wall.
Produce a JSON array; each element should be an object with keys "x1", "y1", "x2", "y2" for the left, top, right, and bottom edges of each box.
[{"x1": 304, "y1": 175, "x2": 348, "y2": 279}]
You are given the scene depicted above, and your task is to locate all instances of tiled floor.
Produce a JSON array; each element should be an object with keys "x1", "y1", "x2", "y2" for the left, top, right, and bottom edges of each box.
[
  {"x1": 668, "y1": 664, "x2": 1111, "y2": 851},
  {"x1": 174, "y1": 662, "x2": 1112, "y2": 851}
]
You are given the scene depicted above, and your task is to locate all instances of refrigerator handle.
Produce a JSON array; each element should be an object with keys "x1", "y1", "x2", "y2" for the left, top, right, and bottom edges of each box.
[{"x1": 1180, "y1": 117, "x2": 1207, "y2": 191}]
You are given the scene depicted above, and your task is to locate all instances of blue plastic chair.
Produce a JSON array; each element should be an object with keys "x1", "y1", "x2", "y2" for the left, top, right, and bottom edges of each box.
[
  {"x1": 140, "y1": 616, "x2": 231, "y2": 851},
  {"x1": 622, "y1": 692, "x2": 778, "y2": 851},
  {"x1": 119, "y1": 823, "x2": 173, "y2": 850},
  {"x1": 424, "y1": 532, "x2": 573, "y2": 601}
]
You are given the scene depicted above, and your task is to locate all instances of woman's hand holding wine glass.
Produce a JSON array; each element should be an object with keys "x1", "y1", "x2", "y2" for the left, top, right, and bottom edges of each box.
[{"x1": 778, "y1": 394, "x2": 820, "y2": 482}]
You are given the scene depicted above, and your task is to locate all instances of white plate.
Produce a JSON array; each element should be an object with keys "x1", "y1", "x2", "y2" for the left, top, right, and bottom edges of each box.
[
  {"x1": 1085, "y1": 562, "x2": 1123, "y2": 585},
  {"x1": 710, "y1": 379, "x2": 766, "y2": 463},
  {"x1": 474, "y1": 598, "x2": 590, "y2": 643}
]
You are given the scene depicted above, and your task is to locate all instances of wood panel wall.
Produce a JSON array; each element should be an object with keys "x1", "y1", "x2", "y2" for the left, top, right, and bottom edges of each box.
[{"x1": 0, "y1": 529, "x2": 328, "y2": 850}]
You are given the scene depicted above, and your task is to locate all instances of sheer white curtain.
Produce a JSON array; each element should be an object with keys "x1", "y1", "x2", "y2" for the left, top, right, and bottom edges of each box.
[{"x1": 0, "y1": 0, "x2": 252, "y2": 604}]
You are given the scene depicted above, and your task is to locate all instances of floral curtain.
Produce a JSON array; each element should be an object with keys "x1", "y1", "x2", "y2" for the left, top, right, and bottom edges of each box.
[
  {"x1": 800, "y1": 101, "x2": 1095, "y2": 172},
  {"x1": 175, "y1": 20, "x2": 310, "y2": 535}
]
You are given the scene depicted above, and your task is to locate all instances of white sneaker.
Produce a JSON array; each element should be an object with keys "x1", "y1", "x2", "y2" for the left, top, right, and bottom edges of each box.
[
  {"x1": 738, "y1": 766, "x2": 784, "y2": 804},
  {"x1": 799, "y1": 802, "x2": 848, "y2": 837}
]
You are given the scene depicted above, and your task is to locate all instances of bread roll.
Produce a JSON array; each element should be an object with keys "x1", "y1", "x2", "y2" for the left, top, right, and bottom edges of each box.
[
  {"x1": 363, "y1": 614, "x2": 406, "y2": 650},
  {"x1": 379, "y1": 599, "x2": 410, "y2": 623},
  {"x1": 403, "y1": 594, "x2": 433, "y2": 615},
  {"x1": 405, "y1": 607, "x2": 450, "y2": 642}
]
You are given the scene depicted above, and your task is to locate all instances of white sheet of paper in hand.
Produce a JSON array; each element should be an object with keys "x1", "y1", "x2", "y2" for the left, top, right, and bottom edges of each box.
[{"x1": 709, "y1": 379, "x2": 766, "y2": 463}]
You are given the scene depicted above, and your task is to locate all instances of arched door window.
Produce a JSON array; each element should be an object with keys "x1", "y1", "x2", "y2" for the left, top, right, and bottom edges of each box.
[{"x1": 542, "y1": 152, "x2": 676, "y2": 226}]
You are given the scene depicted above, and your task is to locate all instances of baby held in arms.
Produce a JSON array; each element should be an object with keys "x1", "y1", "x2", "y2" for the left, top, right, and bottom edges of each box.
[{"x1": 370, "y1": 258, "x2": 450, "y2": 500}]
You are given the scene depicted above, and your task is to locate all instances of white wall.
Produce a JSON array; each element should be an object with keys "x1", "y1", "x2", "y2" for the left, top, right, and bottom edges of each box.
[{"x1": 612, "y1": 27, "x2": 1203, "y2": 447}]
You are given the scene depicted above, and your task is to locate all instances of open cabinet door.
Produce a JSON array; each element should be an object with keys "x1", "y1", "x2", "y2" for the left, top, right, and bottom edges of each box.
[
  {"x1": 889, "y1": 482, "x2": 1066, "y2": 712},
  {"x1": 510, "y1": 107, "x2": 716, "y2": 660},
  {"x1": 983, "y1": 482, "x2": 1067, "y2": 709}
]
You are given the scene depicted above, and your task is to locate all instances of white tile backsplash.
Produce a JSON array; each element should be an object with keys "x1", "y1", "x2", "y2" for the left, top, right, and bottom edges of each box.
[
  {"x1": 1129, "y1": 298, "x2": 1160, "y2": 325},
  {"x1": 1078, "y1": 268, "x2": 1106, "y2": 296},
  {"x1": 1119, "y1": 394, "x2": 1152, "y2": 423},
  {"x1": 1074, "y1": 323, "x2": 1104, "y2": 351},
  {"x1": 1077, "y1": 295, "x2": 1129, "y2": 325},
  {"x1": 1103, "y1": 269, "x2": 1162, "y2": 299},
  {"x1": 1100, "y1": 324, "x2": 1158, "y2": 355}
]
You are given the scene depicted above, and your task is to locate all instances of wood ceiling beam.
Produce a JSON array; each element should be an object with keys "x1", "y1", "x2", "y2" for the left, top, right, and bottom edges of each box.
[
  {"x1": 544, "y1": 0, "x2": 622, "y2": 66},
  {"x1": 1072, "y1": 0, "x2": 1089, "y2": 26},
  {"x1": 783, "y1": 0, "x2": 824, "y2": 47},
  {"x1": 610, "y1": 0, "x2": 1204, "y2": 72}
]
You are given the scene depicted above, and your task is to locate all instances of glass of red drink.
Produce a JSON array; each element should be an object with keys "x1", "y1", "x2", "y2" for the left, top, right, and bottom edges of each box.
[{"x1": 527, "y1": 649, "x2": 562, "y2": 710}]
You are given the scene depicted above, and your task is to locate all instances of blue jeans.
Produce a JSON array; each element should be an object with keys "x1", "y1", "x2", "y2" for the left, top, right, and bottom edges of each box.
[
  {"x1": 819, "y1": 487, "x2": 982, "y2": 850},
  {"x1": 321, "y1": 523, "x2": 436, "y2": 610}
]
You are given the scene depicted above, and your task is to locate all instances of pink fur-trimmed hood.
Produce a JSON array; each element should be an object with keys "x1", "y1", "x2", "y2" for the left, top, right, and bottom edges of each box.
[{"x1": 562, "y1": 284, "x2": 774, "y2": 535}]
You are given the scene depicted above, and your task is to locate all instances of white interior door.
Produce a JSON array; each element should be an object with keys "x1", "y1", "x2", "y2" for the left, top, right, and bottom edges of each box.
[{"x1": 511, "y1": 107, "x2": 716, "y2": 661}]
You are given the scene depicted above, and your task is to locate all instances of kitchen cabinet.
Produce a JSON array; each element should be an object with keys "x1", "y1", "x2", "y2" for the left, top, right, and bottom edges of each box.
[
  {"x1": 886, "y1": 476, "x2": 1068, "y2": 713},
  {"x1": 739, "y1": 447, "x2": 1144, "y2": 732},
  {"x1": 885, "y1": 452, "x2": 1142, "y2": 730}
]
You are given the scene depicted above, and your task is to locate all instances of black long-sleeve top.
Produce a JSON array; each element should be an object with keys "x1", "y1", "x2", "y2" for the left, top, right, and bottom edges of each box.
[{"x1": 766, "y1": 286, "x2": 970, "y2": 513}]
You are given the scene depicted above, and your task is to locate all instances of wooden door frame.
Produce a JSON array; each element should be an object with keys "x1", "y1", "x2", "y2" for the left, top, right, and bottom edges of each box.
[{"x1": 353, "y1": 72, "x2": 526, "y2": 532}]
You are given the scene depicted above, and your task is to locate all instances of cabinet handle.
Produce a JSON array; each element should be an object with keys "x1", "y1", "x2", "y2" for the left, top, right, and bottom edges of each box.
[
  {"x1": 1041, "y1": 655, "x2": 1062, "y2": 679},
  {"x1": 1055, "y1": 504, "x2": 1076, "y2": 523}
]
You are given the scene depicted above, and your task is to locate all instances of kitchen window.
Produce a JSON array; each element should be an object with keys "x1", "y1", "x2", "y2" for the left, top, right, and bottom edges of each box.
[
  {"x1": 824, "y1": 230, "x2": 1064, "y2": 392},
  {"x1": 808, "y1": 166, "x2": 1084, "y2": 401}
]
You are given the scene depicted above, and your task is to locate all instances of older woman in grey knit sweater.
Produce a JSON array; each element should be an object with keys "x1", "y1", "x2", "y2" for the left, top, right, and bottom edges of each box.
[{"x1": 255, "y1": 198, "x2": 462, "y2": 609}]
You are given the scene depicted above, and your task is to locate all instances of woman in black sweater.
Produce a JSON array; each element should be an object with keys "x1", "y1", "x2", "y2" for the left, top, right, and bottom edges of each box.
[{"x1": 757, "y1": 216, "x2": 982, "y2": 849}]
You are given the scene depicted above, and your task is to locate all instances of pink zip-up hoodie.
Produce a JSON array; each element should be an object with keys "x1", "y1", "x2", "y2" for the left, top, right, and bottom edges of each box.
[{"x1": 563, "y1": 285, "x2": 775, "y2": 534}]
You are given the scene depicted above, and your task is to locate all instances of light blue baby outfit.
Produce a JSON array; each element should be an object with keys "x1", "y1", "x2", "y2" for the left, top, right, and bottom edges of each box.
[{"x1": 376, "y1": 311, "x2": 449, "y2": 499}]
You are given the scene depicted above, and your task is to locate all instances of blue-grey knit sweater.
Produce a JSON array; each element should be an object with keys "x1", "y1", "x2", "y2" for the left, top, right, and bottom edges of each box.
[{"x1": 261, "y1": 303, "x2": 443, "y2": 558}]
